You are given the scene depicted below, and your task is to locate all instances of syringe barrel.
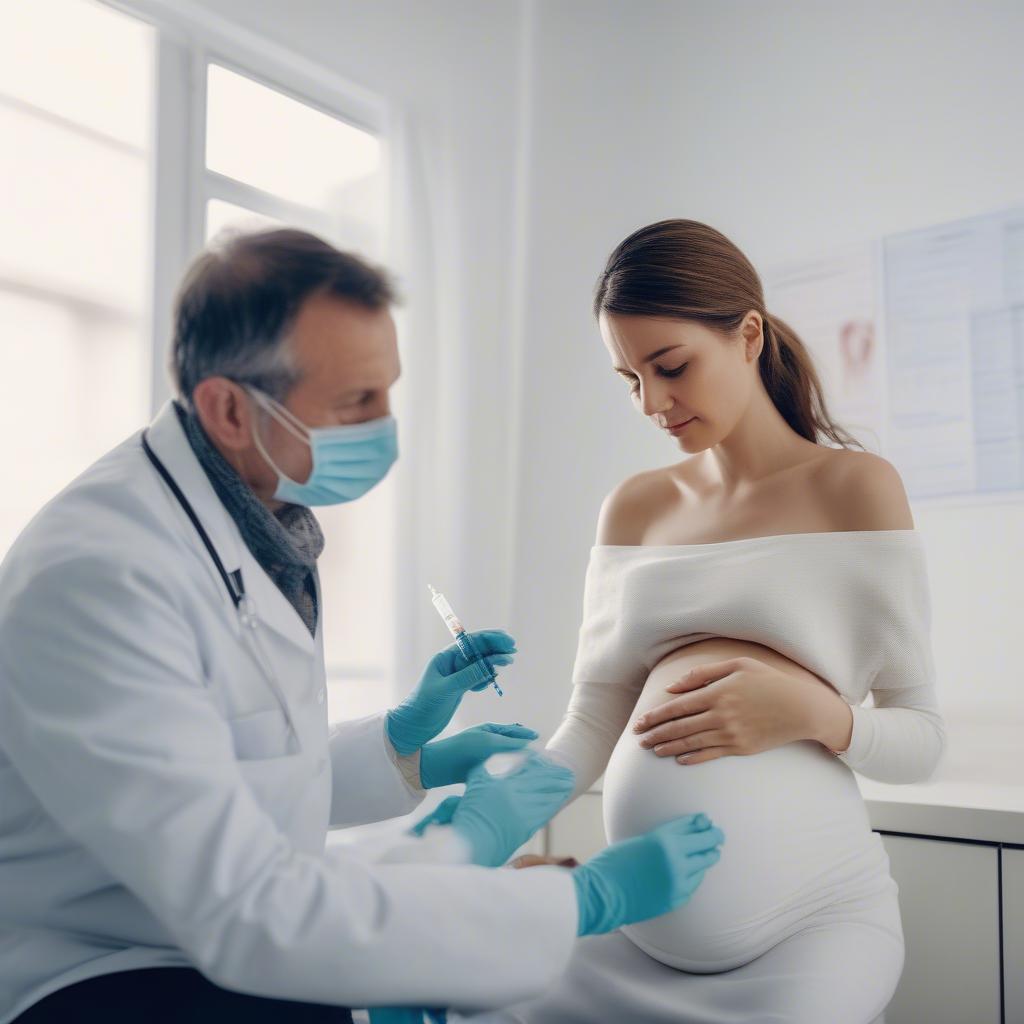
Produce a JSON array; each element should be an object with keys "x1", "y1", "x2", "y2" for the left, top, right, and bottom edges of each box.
[
  {"x1": 454, "y1": 630, "x2": 496, "y2": 683},
  {"x1": 429, "y1": 586, "x2": 503, "y2": 695},
  {"x1": 431, "y1": 592, "x2": 464, "y2": 634}
]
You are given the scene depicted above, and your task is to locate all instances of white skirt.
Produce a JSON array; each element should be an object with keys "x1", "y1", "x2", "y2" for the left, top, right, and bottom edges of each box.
[
  {"x1": 456, "y1": 734, "x2": 905, "y2": 1023},
  {"x1": 455, "y1": 878, "x2": 903, "y2": 1023}
]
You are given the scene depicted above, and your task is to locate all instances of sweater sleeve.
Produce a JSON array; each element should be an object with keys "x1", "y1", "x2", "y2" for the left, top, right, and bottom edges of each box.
[
  {"x1": 545, "y1": 552, "x2": 647, "y2": 801},
  {"x1": 835, "y1": 685, "x2": 947, "y2": 783},
  {"x1": 835, "y1": 538, "x2": 947, "y2": 783},
  {"x1": 546, "y1": 678, "x2": 639, "y2": 801}
]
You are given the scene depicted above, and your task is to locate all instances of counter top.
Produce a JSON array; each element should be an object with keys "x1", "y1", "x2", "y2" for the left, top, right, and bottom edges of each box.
[{"x1": 855, "y1": 708, "x2": 1023, "y2": 845}]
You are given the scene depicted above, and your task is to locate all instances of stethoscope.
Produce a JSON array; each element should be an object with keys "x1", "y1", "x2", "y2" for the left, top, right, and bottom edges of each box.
[{"x1": 141, "y1": 430, "x2": 303, "y2": 753}]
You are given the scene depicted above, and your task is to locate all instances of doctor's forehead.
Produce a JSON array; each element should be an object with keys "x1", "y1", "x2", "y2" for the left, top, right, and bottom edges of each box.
[{"x1": 290, "y1": 294, "x2": 400, "y2": 390}]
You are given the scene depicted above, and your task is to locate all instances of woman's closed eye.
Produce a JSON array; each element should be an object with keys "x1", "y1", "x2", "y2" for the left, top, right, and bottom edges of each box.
[{"x1": 624, "y1": 363, "x2": 688, "y2": 394}]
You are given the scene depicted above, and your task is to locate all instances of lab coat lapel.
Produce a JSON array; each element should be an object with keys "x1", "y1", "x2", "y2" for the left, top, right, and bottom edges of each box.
[
  {"x1": 144, "y1": 401, "x2": 315, "y2": 656},
  {"x1": 235, "y1": 542, "x2": 316, "y2": 655}
]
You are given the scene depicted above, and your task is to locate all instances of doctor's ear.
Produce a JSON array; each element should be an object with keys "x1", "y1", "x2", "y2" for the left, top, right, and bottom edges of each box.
[{"x1": 191, "y1": 377, "x2": 254, "y2": 453}]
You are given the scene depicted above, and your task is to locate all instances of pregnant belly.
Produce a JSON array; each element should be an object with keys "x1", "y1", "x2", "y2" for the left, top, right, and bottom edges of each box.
[{"x1": 603, "y1": 638, "x2": 890, "y2": 973}]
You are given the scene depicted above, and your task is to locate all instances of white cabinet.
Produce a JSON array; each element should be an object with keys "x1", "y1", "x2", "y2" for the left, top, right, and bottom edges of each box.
[
  {"x1": 1004, "y1": 847, "x2": 1024, "y2": 1024},
  {"x1": 877, "y1": 835, "x2": 1001, "y2": 1024}
]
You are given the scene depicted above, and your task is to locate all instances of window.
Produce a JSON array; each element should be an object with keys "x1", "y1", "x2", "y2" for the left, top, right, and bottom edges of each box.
[
  {"x1": 2, "y1": 4, "x2": 398, "y2": 721},
  {"x1": 199, "y1": 63, "x2": 396, "y2": 721},
  {"x1": 0, "y1": 0, "x2": 154, "y2": 555}
]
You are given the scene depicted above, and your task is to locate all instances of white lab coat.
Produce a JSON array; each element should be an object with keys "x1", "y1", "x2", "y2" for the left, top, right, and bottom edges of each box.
[{"x1": 0, "y1": 401, "x2": 576, "y2": 1023}]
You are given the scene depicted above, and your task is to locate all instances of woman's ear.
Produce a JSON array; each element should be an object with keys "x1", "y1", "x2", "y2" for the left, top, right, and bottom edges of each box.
[{"x1": 741, "y1": 312, "x2": 764, "y2": 363}]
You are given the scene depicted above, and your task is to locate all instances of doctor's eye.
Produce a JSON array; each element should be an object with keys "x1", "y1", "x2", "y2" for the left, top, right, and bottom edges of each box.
[{"x1": 337, "y1": 391, "x2": 376, "y2": 409}]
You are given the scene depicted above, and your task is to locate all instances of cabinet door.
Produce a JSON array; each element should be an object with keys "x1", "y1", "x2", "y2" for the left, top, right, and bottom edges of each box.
[
  {"x1": 547, "y1": 791, "x2": 606, "y2": 861},
  {"x1": 1003, "y1": 846, "x2": 1024, "y2": 1023},
  {"x1": 880, "y1": 834, "x2": 1001, "y2": 1024}
]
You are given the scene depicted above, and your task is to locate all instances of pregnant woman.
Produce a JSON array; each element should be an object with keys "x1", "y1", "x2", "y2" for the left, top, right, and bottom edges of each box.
[{"x1": 486, "y1": 220, "x2": 947, "y2": 1024}]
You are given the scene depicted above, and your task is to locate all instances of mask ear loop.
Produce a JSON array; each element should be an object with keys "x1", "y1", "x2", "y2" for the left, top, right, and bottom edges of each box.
[
  {"x1": 247, "y1": 387, "x2": 311, "y2": 444},
  {"x1": 244, "y1": 386, "x2": 311, "y2": 488}
]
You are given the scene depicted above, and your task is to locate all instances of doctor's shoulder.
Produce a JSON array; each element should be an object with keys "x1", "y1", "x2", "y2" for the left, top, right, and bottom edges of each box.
[
  {"x1": 1, "y1": 457, "x2": 190, "y2": 598},
  {"x1": 810, "y1": 448, "x2": 914, "y2": 533},
  {"x1": 595, "y1": 467, "x2": 678, "y2": 546}
]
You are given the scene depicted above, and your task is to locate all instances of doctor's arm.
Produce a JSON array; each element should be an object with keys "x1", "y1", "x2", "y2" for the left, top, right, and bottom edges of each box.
[
  {"x1": 327, "y1": 712, "x2": 428, "y2": 827},
  {"x1": 0, "y1": 555, "x2": 578, "y2": 1009}
]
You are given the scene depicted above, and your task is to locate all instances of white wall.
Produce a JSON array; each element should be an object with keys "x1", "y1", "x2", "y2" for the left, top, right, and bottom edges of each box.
[
  {"x1": 505, "y1": 0, "x2": 1024, "y2": 741},
  {"x1": 189, "y1": 0, "x2": 1023, "y2": 738}
]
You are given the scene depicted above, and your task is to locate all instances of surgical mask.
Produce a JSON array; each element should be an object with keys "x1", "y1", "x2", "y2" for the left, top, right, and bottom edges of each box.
[{"x1": 246, "y1": 387, "x2": 398, "y2": 506}]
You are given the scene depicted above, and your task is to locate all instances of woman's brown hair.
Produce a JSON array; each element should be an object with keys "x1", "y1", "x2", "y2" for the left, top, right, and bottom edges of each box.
[{"x1": 594, "y1": 219, "x2": 863, "y2": 450}]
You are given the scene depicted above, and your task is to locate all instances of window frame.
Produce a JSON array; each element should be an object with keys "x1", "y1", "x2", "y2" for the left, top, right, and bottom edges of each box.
[
  {"x1": 108, "y1": 0, "x2": 393, "y2": 408},
  {"x1": 102, "y1": 0, "x2": 401, "y2": 695}
]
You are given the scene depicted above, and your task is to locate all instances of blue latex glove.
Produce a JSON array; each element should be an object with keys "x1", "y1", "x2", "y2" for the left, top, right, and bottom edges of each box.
[
  {"x1": 409, "y1": 794, "x2": 461, "y2": 835},
  {"x1": 386, "y1": 630, "x2": 517, "y2": 756},
  {"x1": 445, "y1": 751, "x2": 575, "y2": 866},
  {"x1": 419, "y1": 723, "x2": 539, "y2": 789},
  {"x1": 572, "y1": 814, "x2": 725, "y2": 936},
  {"x1": 368, "y1": 1008, "x2": 446, "y2": 1023}
]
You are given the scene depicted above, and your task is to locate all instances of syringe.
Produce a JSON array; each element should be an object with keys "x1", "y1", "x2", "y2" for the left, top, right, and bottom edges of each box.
[{"x1": 428, "y1": 584, "x2": 504, "y2": 697}]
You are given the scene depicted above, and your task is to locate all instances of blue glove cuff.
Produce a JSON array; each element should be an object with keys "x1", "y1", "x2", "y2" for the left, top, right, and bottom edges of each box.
[
  {"x1": 572, "y1": 864, "x2": 619, "y2": 936},
  {"x1": 386, "y1": 706, "x2": 423, "y2": 757},
  {"x1": 418, "y1": 742, "x2": 442, "y2": 789}
]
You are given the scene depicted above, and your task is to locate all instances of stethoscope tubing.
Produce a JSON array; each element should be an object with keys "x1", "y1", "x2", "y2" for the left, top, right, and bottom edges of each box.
[{"x1": 141, "y1": 430, "x2": 303, "y2": 752}]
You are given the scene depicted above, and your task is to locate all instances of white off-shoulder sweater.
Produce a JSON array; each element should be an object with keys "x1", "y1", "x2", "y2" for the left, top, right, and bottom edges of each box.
[{"x1": 547, "y1": 529, "x2": 947, "y2": 799}]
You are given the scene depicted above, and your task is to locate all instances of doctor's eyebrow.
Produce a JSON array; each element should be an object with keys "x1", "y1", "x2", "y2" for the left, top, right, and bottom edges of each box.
[
  {"x1": 335, "y1": 377, "x2": 401, "y2": 402},
  {"x1": 612, "y1": 345, "x2": 686, "y2": 374}
]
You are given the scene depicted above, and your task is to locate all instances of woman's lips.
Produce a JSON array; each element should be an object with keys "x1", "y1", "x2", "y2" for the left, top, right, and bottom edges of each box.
[{"x1": 667, "y1": 417, "x2": 696, "y2": 435}]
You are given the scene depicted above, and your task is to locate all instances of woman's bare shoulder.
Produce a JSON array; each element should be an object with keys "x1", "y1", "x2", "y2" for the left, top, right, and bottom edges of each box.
[
  {"x1": 812, "y1": 448, "x2": 914, "y2": 531},
  {"x1": 595, "y1": 466, "x2": 680, "y2": 545}
]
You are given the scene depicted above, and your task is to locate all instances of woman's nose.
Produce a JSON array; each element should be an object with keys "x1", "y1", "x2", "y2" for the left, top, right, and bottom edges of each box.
[{"x1": 639, "y1": 379, "x2": 673, "y2": 419}]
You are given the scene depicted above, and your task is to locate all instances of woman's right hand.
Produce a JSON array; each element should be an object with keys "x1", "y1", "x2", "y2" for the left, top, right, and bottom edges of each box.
[
  {"x1": 571, "y1": 813, "x2": 724, "y2": 936},
  {"x1": 510, "y1": 853, "x2": 580, "y2": 869}
]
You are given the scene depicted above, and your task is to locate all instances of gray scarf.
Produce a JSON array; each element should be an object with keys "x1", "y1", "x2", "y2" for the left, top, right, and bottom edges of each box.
[{"x1": 174, "y1": 401, "x2": 324, "y2": 636}]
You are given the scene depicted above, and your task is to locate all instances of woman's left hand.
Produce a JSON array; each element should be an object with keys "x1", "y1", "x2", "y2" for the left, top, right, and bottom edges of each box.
[{"x1": 632, "y1": 656, "x2": 851, "y2": 765}]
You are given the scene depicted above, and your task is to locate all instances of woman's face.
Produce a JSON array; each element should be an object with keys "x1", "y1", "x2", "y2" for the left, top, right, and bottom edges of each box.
[{"x1": 599, "y1": 311, "x2": 761, "y2": 452}]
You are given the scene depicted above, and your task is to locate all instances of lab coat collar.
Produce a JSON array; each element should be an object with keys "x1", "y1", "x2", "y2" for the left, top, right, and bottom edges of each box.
[{"x1": 144, "y1": 401, "x2": 316, "y2": 654}]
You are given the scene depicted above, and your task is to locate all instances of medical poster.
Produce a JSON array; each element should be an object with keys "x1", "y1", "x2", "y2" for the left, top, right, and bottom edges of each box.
[
  {"x1": 764, "y1": 243, "x2": 886, "y2": 455},
  {"x1": 764, "y1": 206, "x2": 1024, "y2": 500},
  {"x1": 885, "y1": 209, "x2": 1024, "y2": 497}
]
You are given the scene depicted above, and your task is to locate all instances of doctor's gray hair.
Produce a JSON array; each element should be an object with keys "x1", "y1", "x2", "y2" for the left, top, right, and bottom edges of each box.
[{"x1": 170, "y1": 227, "x2": 397, "y2": 404}]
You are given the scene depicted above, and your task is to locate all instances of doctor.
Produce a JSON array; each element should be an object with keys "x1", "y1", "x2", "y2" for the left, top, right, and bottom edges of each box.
[{"x1": 0, "y1": 228, "x2": 724, "y2": 1023}]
